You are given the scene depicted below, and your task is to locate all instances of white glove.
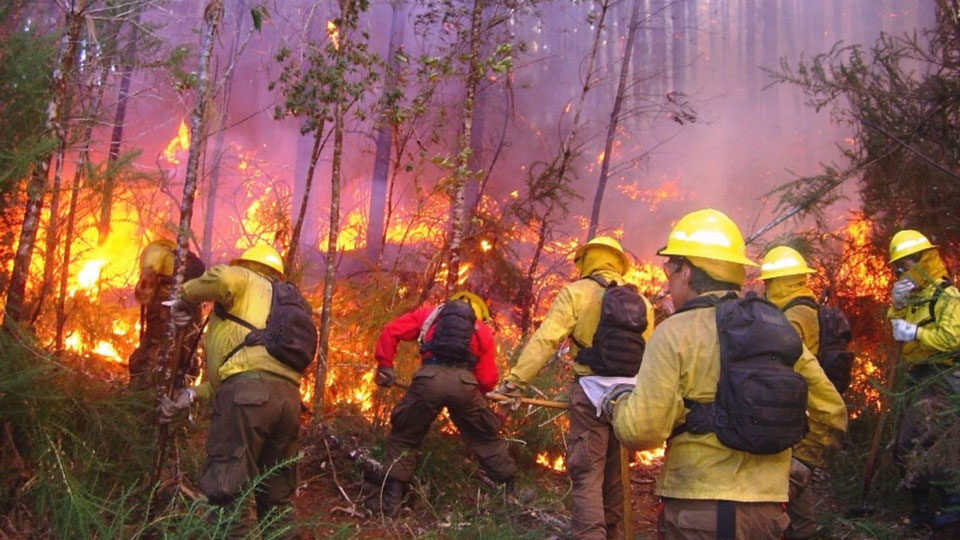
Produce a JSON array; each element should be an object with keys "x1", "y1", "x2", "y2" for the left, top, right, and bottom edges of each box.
[
  {"x1": 891, "y1": 319, "x2": 918, "y2": 342},
  {"x1": 157, "y1": 388, "x2": 196, "y2": 424},
  {"x1": 168, "y1": 298, "x2": 196, "y2": 327},
  {"x1": 891, "y1": 279, "x2": 916, "y2": 309}
]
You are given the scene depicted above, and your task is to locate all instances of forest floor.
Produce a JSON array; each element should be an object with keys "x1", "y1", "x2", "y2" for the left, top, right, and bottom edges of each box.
[{"x1": 4, "y1": 339, "x2": 960, "y2": 539}]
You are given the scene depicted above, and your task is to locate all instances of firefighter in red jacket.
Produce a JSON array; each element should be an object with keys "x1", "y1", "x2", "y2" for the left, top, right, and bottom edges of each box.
[{"x1": 366, "y1": 291, "x2": 518, "y2": 516}]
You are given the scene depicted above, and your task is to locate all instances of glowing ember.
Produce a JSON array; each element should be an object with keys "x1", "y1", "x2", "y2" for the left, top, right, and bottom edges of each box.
[
  {"x1": 162, "y1": 120, "x2": 190, "y2": 164},
  {"x1": 326, "y1": 20, "x2": 340, "y2": 50},
  {"x1": 536, "y1": 451, "x2": 565, "y2": 472},
  {"x1": 634, "y1": 446, "x2": 665, "y2": 466}
]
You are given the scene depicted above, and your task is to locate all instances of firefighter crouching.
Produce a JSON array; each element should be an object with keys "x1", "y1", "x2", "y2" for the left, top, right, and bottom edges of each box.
[
  {"x1": 887, "y1": 230, "x2": 960, "y2": 529},
  {"x1": 496, "y1": 236, "x2": 654, "y2": 540},
  {"x1": 367, "y1": 291, "x2": 519, "y2": 516},
  {"x1": 129, "y1": 239, "x2": 205, "y2": 389},
  {"x1": 760, "y1": 245, "x2": 853, "y2": 539},
  {"x1": 606, "y1": 209, "x2": 847, "y2": 539},
  {"x1": 158, "y1": 244, "x2": 317, "y2": 534}
]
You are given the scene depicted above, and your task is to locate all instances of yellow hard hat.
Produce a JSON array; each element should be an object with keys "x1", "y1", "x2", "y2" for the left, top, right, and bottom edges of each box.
[
  {"x1": 450, "y1": 291, "x2": 491, "y2": 321},
  {"x1": 759, "y1": 246, "x2": 816, "y2": 280},
  {"x1": 573, "y1": 236, "x2": 631, "y2": 273},
  {"x1": 657, "y1": 209, "x2": 757, "y2": 266},
  {"x1": 889, "y1": 230, "x2": 935, "y2": 263},
  {"x1": 232, "y1": 244, "x2": 285, "y2": 276}
]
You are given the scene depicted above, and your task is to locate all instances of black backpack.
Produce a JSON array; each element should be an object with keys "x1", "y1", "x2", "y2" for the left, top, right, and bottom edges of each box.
[
  {"x1": 784, "y1": 297, "x2": 854, "y2": 394},
  {"x1": 215, "y1": 281, "x2": 318, "y2": 373},
  {"x1": 672, "y1": 293, "x2": 808, "y2": 455},
  {"x1": 419, "y1": 300, "x2": 478, "y2": 365},
  {"x1": 574, "y1": 275, "x2": 648, "y2": 377}
]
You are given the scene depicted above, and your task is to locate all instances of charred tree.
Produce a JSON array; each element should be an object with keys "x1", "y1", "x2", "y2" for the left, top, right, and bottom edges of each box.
[
  {"x1": 744, "y1": 0, "x2": 756, "y2": 99},
  {"x1": 652, "y1": 0, "x2": 668, "y2": 98},
  {"x1": 366, "y1": 0, "x2": 407, "y2": 264},
  {"x1": 286, "y1": 119, "x2": 325, "y2": 270},
  {"x1": 760, "y1": 0, "x2": 778, "y2": 121},
  {"x1": 589, "y1": 0, "x2": 642, "y2": 237},
  {"x1": 4, "y1": 0, "x2": 86, "y2": 329}
]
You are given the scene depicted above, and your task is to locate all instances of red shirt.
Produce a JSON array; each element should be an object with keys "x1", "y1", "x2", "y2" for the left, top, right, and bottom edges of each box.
[{"x1": 374, "y1": 305, "x2": 498, "y2": 392}]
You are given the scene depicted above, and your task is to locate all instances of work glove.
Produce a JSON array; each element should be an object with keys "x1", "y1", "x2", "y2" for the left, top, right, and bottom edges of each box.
[
  {"x1": 489, "y1": 380, "x2": 522, "y2": 411},
  {"x1": 600, "y1": 383, "x2": 635, "y2": 421},
  {"x1": 375, "y1": 366, "x2": 395, "y2": 388},
  {"x1": 891, "y1": 279, "x2": 917, "y2": 309},
  {"x1": 157, "y1": 387, "x2": 196, "y2": 424},
  {"x1": 168, "y1": 298, "x2": 197, "y2": 327},
  {"x1": 891, "y1": 319, "x2": 918, "y2": 342}
]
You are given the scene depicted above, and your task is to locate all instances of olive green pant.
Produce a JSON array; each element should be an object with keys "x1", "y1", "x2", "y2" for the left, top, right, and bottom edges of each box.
[
  {"x1": 384, "y1": 365, "x2": 516, "y2": 483},
  {"x1": 785, "y1": 458, "x2": 817, "y2": 539},
  {"x1": 200, "y1": 372, "x2": 300, "y2": 526},
  {"x1": 894, "y1": 367, "x2": 960, "y2": 491},
  {"x1": 568, "y1": 382, "x2": 623, "y2": 540},
  {"x1": 659, "y1": 498, "x2": 789, "y2": 539}
]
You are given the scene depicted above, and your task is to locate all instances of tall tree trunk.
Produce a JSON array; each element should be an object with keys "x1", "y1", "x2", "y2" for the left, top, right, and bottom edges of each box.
[
  {"x1": 670, "y1": 0, "x2": 685, "y2": 92},
  {"x1": 153, "y1": 0, "x2": 224, "y2": 390},
  {"x1": 519, "y1": 0, "x2": 609, "y2": 334},
  {"x1": 285, "y1": 121, "x2": 324, "y2": 269},
  {"x1": 442, "y1": 0, "x2": 486, "y2": 296},
  {"x1": 761, "y1": 0, "x2": 778, "y2": 122},
  {"x1": 4, "y1": 1, "x2": 85, "y2": 329},
  {"x1": 744, "y1": 0, "x2": 756, "y2": 99},
  {"x1": 686, "y1": 0, "x2": 698, "y2": 90},
  {"x1": 652, "y1": 0, "x2": 667, "y2": 97},
  {"x1": 201, "y1": 0, "x2": 247, "y2": 263},
  {"x1": 366, "y1": 0, "x2": 407, "y2": 263},
  {"x1": 100, "y1": 3, "x2": 143, "y2": 246},
  {"x1": 589, "y1": 0, "x2": 642, "y2": 237}
]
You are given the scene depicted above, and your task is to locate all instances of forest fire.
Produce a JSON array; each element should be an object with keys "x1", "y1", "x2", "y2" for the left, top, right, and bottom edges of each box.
[{"x1": 162, "y1": 120, "x2": 190, "y2": 164}]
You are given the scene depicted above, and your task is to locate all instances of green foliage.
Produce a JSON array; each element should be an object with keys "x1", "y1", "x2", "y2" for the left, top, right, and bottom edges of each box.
[
  {"x1": 769, "y1": 4, "x2": 960, "y2": 259},
  {"x1": 0, "y1": 27, "x2": 54, "y2": 196}
]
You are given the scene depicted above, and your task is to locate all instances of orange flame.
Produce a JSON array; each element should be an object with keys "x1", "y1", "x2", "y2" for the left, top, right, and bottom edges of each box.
[
  {"x1": 163, "y1": 120, "x2": 190, "y2": 164},
  {"x1": 326, "y1": 20, "x2": 340, "y2": 50}
]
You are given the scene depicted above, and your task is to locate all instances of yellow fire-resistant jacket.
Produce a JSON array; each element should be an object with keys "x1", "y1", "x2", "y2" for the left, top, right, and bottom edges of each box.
[
  {"x1": 612, "y1": 291, "x2": 848, "y2": 501},
  {"x1": 887, "y1": 249, "x2": 960, "y2": 366},
  {"x1": 765, "y1": 277, "x2": 841, "y2": 468},
  {"x1": 181, "y1": 264, "x2": 301, "y2": 400},
  {"x1": 505, "y1": 263, "x2": 654, "y2": 387},
  {"x1": 766, "y1": 275, "x2": 820, "y2": 356}
]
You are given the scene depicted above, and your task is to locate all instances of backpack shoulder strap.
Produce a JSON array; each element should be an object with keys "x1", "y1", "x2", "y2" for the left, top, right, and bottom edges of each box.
[
  {"x1": 675, "y1": 291, "x2": 737, "y2": 315},
  {"x1": 584, "y1": 274, "x2": 611, "y2": 288},
  {"x1": 418, "y1": 305, "x2": 444, "y2": 344},
  {"x1": 783, "y1": 297, "x2": 819, "y2": 312},
  {"x1": 213, "y1": 302, "x2": 258, "y2": 332},
  {"x1": 927, "y1": 279, "x2": 952, "y2": 323}
]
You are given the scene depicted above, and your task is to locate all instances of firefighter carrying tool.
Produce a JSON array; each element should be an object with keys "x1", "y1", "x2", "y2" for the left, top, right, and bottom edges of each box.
[{"x1": 367, "y1": 291, "x2": 521, "y2": 517}]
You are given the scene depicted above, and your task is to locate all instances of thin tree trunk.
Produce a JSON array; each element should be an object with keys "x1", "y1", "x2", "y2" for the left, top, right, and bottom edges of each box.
[
  {"x1": 100, "y1": 3, "x2": 143, "y2": 246},
  {"x1": 442, "y1": 0, "x2": 486, "y2": 296},
  {"x1": 652, "y1": 0, "x2": 667, "y2": 97},
  {"x1": 153, "y1": 0, "x2": 224, "y2": 388},
  {"x1": 4, "y1": 1, "x2": 85, "y2": 329},
  {"x1": 366, "y1": 0, "x2": 407, "y2": 263},
  {"x1": 670, "y1": 0, "x2": 685, "y2": 92},
  {"x1": 314, "y1": 0, "x2": 359, "y2": 417},
  {"x1": 201, "y1": 0, "x2": 247, "y2": 263},
  {"x1": 761, "y1": 0, "x2": 778, "y2": 121},
  {"x1": 745, "y1": 0, "x2": 756, "y2": 98},
  {"x1": 589, "y1": 0, "x2": 642, "y2": 238},
  {"x1": 520, "y1": 0, "x2": 609, "y2": 332},
  {"x1": 285, "y1": 121, "x2": 324, "y2": 269}
]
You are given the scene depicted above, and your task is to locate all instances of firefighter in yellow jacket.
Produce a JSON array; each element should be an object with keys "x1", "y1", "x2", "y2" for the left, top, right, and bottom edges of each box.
[
  {"x1": 760, "y1": 246, "x2": 837, "y2": 539},
  {"x1": 158, "y1": 244, "x2": 302, "y2": 531},
  {"x1": 496, "y1": 236, "x2": 654, "y2": 540},
  {"x1": 608, "y1": 209, "x2": 847, "y2": 539},
  {"x1": 886, "y1": 230, "x2": 960, "y2": 528}
]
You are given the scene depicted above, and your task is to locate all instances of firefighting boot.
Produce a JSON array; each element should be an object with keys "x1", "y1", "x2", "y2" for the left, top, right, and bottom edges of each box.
[
  {"x1": 908, "y1": 487, "x2": 934, "y2": 528},
  {"x1": 364, "y1": 478, "x2": 407, "y2": 517},
  {"x1": 931, "y1": 492, "x2": 960, "y2": 529}
]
